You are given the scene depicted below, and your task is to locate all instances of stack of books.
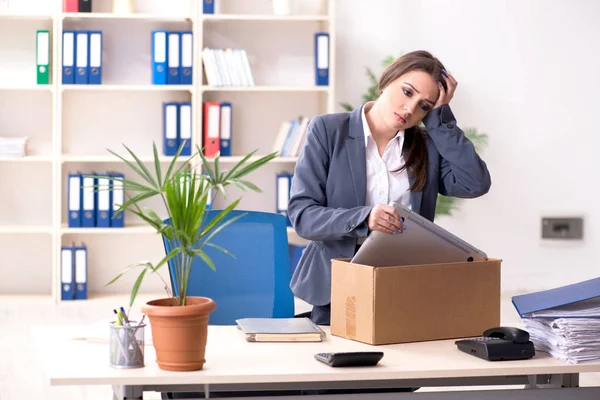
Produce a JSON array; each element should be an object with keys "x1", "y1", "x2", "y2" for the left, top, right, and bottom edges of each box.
[
  {"x1": 272, "y1": 116, "x2": 310, "y2": 157},
  {"x1": 202, "y1": 48, "x2": 255, "y2": 87},
  {"x1": 0, "y1": 137, "x2": 28, "y2": 158},
  {"x1": 513, "y1": 277, "x2": 600, "y2": 364}
]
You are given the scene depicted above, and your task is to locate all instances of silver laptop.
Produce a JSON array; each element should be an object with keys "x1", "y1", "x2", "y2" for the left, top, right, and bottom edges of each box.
[{"x1": 351, "y1": 201, "x2": 488, "y2": 267}]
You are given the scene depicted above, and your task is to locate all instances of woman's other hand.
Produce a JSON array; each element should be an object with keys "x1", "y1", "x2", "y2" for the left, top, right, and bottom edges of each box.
[{"x1": 434, "y1": 70, "x2": 458, "y2": 109}]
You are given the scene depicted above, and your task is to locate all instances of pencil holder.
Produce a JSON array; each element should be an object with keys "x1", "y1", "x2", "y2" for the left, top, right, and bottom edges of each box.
[{"x1": 109, "y1": 321, "x2": 146, "y2": 369}]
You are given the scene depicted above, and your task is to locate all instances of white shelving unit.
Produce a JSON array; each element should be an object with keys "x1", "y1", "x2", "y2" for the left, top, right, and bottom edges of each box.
[{"x1": 0, "y1": 0, "x2": 334, "y2": 302}]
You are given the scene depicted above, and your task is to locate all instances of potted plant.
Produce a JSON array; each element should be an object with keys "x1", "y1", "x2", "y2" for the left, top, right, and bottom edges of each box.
[{"x1": 99, "y1": 142, "x2": 278, "y2": 371}]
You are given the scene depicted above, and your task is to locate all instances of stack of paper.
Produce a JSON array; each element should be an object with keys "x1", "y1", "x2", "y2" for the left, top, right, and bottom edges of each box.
[
  {"x1": 523, "y1": 317, "x2": 600, "y2": 364},
  {"x1": 0, "y1": 137, "x2": 28, "y2": 158},
  {"x1": 513, "y1": 278, "x2": 600, "y2": 364}
]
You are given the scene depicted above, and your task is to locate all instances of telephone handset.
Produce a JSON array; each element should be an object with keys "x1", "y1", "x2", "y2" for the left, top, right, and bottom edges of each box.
[
  {"x1": 455, "y1": 327, "x2": 535, "y2": 361},
  {"x1": 482, "y1": 327, "x2": 530, "y2": 344}
]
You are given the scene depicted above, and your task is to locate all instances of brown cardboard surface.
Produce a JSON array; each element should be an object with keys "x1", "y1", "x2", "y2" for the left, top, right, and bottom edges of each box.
[
  {"x1": 330, "y1": 258, "x2": 501, "y2": 345},
  {"x1": 330, "y1": 260, "x2": 375, "y2": 343}
]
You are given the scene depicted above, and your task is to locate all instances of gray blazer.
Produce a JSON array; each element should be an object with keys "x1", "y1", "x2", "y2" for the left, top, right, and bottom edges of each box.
[{"x1": 288, "y1": 104, "x2": 491, "y2": 306}]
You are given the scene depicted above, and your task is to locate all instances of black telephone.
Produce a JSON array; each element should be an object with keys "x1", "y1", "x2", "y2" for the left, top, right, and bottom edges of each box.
[{"x1": 455, "y1": 327, "x2": 535, "y2": 361}]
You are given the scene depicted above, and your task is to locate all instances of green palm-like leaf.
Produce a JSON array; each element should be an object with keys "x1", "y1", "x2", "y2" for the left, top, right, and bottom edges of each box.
[
  {"x1": 130, "y1": 267, "x2": 148, "y2": 308},
  {"x1": 198, "y1": 198, "x2": 242, "y2": 241},
  {"x1": 204, "y1": 242, "x2": 235, "y2": 258},
  {"x1": 152, "y1": 142, "x2": 163, "y2": 188},
  {"x1": 195, "y1": 249, "x2": 216, "y2": 271}
]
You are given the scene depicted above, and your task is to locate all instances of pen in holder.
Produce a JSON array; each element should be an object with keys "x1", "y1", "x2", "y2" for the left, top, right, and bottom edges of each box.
[{"x1": 109, "y1": 320, "x2": 146, "y2": 369}]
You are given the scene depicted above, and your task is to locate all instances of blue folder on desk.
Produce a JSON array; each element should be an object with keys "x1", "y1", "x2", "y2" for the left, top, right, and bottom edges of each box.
[{"x1": 512, "y1": 277, "x2": 600, "y2": 318}]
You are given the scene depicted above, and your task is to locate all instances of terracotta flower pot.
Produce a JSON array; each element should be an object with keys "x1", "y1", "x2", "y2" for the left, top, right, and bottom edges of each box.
[{"x1": 142, "y1": 296, "x2": 217, "y2": 371}]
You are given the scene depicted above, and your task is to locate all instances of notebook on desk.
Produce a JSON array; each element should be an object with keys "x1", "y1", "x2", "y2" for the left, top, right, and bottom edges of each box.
[
  {"x1": 512, "y1": 277, "x2": 600, "y2": 318},
  {"x1": 235, "y1": 317, "x2": 326, "y2": 342}
]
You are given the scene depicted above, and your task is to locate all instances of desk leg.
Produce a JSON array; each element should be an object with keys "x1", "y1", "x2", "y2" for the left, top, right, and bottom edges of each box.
[
  {"x1": 112, "y1": 385, "x2": 143, "y2": 400},
  {"x1": 526, "y1": 373, "x2": 579, "y2": 389}
]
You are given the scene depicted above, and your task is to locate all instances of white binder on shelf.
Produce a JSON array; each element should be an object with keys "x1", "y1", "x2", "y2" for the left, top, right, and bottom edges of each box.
[
  {"x1": 219, "y1": 102, "x2": 232, "y2": 156},
  {"x1": 81, "y1": 175, "x2": 95, "y2": 227},
  {"x1": 62, "y1": 31, "x2": 75, "y2": 84},
  {"x1": 96, "y1": 175, "x2": 110, "y2": 228},
  {"x1": 180, "y1": 31, "x2": 193, "y2": 85},
  {"x1": 74, "y1": 245, "x2": 87, "y2": 300},
  {"x1": 179, "y1": 102, "x2": 192, "y2": 156},
  {"x1": 110, "y1": 173, "x2": 125, "y2": 228},
  {"x1": 88, "y1": 31, "x2": 102, "y2": 84},
  {"x1": 68, "y1": 174, "x2": 81, "y2": 227},
  {"x1": 276, "y1": 173, "x2": 292, "y2": 226},
  {"x1": 75, "y1": 31, "x2": 89, "y2": 84},
  {"x1": 61, "y1": 247, "x2": 74, "y2": 301},
  {"x1": 167, "y1": 32, "x2": 181, "y2": 84}
]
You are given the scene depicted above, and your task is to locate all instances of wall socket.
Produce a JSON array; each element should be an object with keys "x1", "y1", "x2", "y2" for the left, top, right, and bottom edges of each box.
[{"x1": 541, "y1": 217, "x2": 584, "y2": 240}]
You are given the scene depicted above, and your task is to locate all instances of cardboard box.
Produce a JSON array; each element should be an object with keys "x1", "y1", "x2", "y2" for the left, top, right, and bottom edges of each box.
[{"x1": 330, "y1": 258, "x2": 501, "y2": 345}]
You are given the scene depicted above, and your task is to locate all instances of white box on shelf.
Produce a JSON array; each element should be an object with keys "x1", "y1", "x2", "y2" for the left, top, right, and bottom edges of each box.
[{"x1": 0, "y1": 136, "x2": 28, "y2": 157}]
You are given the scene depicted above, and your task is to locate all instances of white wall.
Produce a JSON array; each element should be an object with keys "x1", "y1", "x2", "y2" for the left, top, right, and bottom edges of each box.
[{"x1": 335, "y1": 0, "x2": 600, "y2": 296}]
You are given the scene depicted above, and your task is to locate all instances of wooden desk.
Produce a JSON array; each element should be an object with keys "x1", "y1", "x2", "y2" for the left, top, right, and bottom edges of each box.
[{"x1": 35, "y1": 325, "x2": 600, "y2": 399}]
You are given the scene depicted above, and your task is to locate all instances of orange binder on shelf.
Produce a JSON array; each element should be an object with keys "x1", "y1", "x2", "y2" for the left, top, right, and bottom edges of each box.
[{"x1": 203, "y1": 102, "x2": 221, "y2": 157}]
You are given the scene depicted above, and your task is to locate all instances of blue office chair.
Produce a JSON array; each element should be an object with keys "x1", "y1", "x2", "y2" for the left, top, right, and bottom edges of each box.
[{"x1": 162, "y1": 210, "x2": 295, "y2": 325}]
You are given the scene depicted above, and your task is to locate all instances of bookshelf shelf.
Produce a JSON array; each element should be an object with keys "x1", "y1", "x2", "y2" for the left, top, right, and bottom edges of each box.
[
  {"x1": 203, "y1": 14, "x2": 329, "y2": 22},
  {"x1": 201, "y1": 85, "x2": 329, "y2": 93},
  {"x1": 206, "y1": 156, "x2": 298, "y2": 163},
  {"x1": 0, "y1": 156, "x2": 53, "y2": 163},
  {"x1": 0, "y1": 85, "x2": 53, "y2": 91},
  {"x1": 0, "y1": 12, "x2": 53, "y2": 20},
  {"x1": 60, "y1": 225, "x2": 157, "y2": 235},
  {"x1": 60, "y1": 85, "x2": 194, "y2": 93},
  {"x1": 0, "y1": 226, "x2": 53, "y2": 234},
  {"x1": 61, "y1": 12, "x2": 192, "y2": 21},
  {"x1": 60, "y1": 155, "x2": 184, "y2": 163},
  {"x1": 0, "y1": 0, "x2": 334, "y2": 301}
]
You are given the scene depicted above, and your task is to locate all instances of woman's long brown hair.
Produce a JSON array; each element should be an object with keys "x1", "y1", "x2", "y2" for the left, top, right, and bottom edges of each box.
[{"x1": 378, "y1": 50, "x2": 447, "y2": 192}]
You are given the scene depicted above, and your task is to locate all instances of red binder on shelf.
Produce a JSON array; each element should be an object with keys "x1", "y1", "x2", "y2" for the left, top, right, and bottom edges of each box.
[{"x1": 203, "y1": 102, "x2": 221, "y2": 157}]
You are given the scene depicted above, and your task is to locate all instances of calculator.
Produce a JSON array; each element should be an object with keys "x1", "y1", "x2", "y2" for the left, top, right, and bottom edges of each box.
[{"x1": 314, "y1": 352, "x2": 384, "y2": 367}]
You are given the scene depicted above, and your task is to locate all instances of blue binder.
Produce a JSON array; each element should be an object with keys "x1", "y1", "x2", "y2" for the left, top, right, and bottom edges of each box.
[
  {"x1": 203, "y1": 0, "x2": 215, "y2": 14},
  {"x1": 74, "y1": 245, "x2": 88, "y2": 300},
  {"x1": 512, "y1": 277, "x2": 600, "y2": 318},
  {"x1": 314, "y1": 33, "x2": 329, "y2": 86},
  {"x1": 81, "y1": 174, "x2": 96, "y2": 227},
  {"x1": 62, "y1": 30, "x2": 76, "y2": 84},
  {"x1": 167, "y1": 32, "x2": 181, "y2": 85},
  {"x1": 275, "y1": 173, "x2": 292, "y2": 226},
  {"x1": 95, "y1": 174, "x2": 111, "y2": 228},
  {"x1": 152, "y1": 30, "x2": 168, "y2": 85},
  {"x1": 180, "y1": 31, "x2": 193, "y2": 85},
  {"x1": 75, "y1": 31, "x2": 89, "y2": 84},
  {"x1": 219, "y1": 102, "x2": 232, "y2": 156},
  {"x1": 179, "y1": 102, "x2": 192, "y2": 156},
  {"x1": 68, "y1": 174, "x2": 81, "y2": 227},
  {"x1": 88, "y1": 31, "x2": 102, "y2": 84},
  {"x1": 61, "y1": 246, "x2": 75, "y2": 300},
  {"x1": 163, "y1": 102, "x2": 179, "y2": 156},
  {"x1": 110, "y1": 173, "x2": 125, "y2": 228}
]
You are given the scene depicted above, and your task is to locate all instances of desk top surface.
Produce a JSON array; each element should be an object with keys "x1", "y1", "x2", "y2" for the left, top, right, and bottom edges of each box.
[{"x1": 35, "y1": 324, "x2": 600, "y2": 387}]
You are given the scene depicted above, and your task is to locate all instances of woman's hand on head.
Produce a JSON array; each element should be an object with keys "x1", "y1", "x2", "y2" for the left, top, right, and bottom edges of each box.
[
  {"x1": 367, "y1": 204, "x2": 406, "y2": 235},
  {"x1": 434, "y1": 70, "x2": 458, "y2": 109}
]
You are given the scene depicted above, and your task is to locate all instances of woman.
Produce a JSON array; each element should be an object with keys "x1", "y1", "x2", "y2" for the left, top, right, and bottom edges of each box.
[{"x1": 288, "y1": 50, "x2": 491, "y2": 325}]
